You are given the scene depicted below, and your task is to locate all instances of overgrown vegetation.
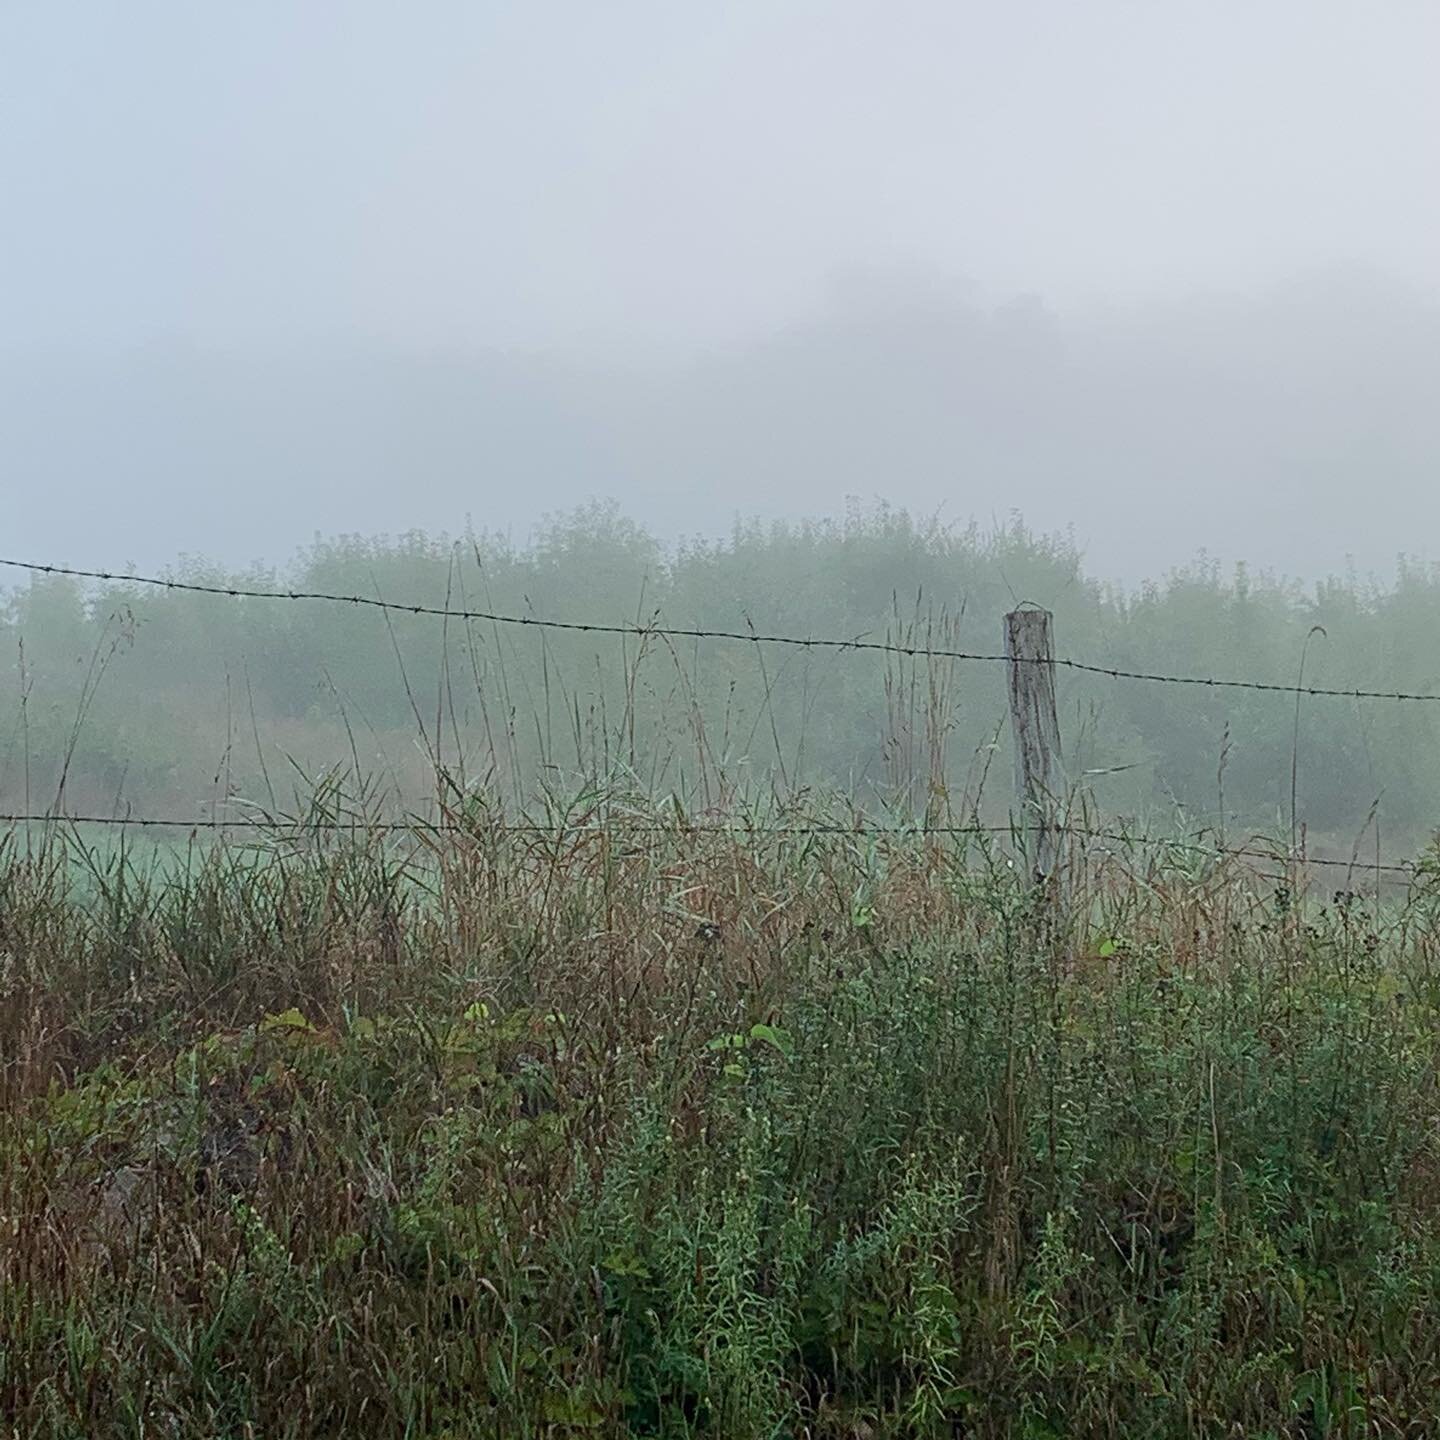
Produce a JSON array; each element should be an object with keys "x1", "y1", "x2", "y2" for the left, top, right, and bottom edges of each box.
[
  {"x1": 8, "y1": 507, "x2": 1440, "y2": 1433},
  {"x1": 7, "y1": 798, "x2": 1440, "y2": 1437}
]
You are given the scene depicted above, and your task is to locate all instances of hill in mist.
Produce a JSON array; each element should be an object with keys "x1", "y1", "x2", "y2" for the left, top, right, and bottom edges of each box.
[{"x1": 7, "y1": 267, "x2": 1437, "y2": 587}]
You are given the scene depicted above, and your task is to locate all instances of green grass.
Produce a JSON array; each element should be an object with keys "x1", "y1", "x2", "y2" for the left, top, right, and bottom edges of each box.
[{"x1": 5, "y1": 814, "x2": 1440, "y2": 1437}]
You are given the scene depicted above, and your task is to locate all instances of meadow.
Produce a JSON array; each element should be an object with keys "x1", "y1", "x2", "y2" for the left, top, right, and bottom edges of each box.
[
  {"x1": 8, "y1": 510, "x2": 1440, "y2": 1435},
  {"x1": 6, "y1": 798, "x2": 1440, "y2": 1438}
]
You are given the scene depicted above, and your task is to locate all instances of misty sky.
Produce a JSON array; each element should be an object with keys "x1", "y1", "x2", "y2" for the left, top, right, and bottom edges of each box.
[{"x1": 3, "y1": 1, "x2": 1438, "y2": 585}]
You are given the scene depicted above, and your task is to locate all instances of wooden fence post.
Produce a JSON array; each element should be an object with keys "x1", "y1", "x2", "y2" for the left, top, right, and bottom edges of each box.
[{"x1": 1005, "y1": 608, "x2": 1063, "y2": 884}]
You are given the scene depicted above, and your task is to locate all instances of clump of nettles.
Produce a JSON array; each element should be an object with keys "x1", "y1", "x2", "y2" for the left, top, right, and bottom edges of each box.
[{"x1": 4, "y1": 815, "x2": 1440, "y2": 1437}]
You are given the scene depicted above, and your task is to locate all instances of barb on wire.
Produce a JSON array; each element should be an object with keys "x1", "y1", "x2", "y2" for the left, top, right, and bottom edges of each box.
[
  {"x1": 0, "y1": 810, "x2": 1417, "y2": 875},
  {"x1": 5, "y1": 556, "x2": 1439, "y2": 704}
]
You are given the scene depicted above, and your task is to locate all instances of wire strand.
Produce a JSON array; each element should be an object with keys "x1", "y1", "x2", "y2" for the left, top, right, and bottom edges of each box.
[
  {"x1": 0, "y1": 811, "x2": 1416, "y2": 875},
  {"x1": 7, "y1": 556, "x2": 1439, "y2": 704}
]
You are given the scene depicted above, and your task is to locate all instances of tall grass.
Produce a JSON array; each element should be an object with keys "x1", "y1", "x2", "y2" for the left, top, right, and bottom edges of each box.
[{"x1": 6, "y1": 798, "x2": 1440, "y2": 1438}]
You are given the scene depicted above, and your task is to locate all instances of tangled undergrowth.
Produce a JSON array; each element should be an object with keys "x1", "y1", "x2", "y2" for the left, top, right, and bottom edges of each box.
[{"x1": 5, "y1": 812, "x2": 1440, "y2": 1438}]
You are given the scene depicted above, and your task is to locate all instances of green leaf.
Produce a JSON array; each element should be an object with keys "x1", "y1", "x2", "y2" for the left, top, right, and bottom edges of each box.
[
  {"x1": 541, "y1": 1392, "x2": 606, "y2": 1426},
  {"x1": 260, "y1": 1007, "x2": 314, "y2": 1034},
  {"x1": 749, "y1": 1023, "x2": 795, "y2": 1060},
  {"x1": 600, "y1": 1248, "x2": 650, "y2": 1278}
]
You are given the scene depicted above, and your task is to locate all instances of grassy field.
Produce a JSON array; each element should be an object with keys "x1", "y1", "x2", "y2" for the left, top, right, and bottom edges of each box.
[{"x1": 5, "y1": 812, "x2": 1440, "y2": 1438}]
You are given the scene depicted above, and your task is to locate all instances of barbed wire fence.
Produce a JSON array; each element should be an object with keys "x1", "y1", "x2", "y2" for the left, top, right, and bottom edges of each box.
[{"x1": 0, "y1": 555, "x2": 1432, "y2": 880}]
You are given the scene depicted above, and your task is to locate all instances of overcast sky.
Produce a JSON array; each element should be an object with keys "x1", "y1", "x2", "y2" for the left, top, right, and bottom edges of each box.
[{"x1": 4, "y1": 0, "x2": 1438, "y2": 584}]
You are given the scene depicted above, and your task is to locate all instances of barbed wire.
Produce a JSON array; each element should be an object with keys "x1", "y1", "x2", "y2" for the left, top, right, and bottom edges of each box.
[
  {"x1": 0, "y1": 558, "x2": 974, "y2": 658},
  {"x1": 6, "y1": 556, "x2": 1440, "y2": 704},
  {"x1": 0, "y1": 553, "x2": 1427, "y2": 879},
  {"x1": 0, "y1": 810, "x2": 1417, "y2": 875}
]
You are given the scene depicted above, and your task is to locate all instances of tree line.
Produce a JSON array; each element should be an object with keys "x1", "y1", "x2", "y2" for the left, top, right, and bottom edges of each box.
[{"x1": 5, "y1": 502, "x2": 1439, "y2": 850}]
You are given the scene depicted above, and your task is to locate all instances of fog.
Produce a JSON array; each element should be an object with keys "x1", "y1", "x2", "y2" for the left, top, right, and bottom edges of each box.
[{"x1": 4, "y1": 0, "x2": 1439, "y2": 584}]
